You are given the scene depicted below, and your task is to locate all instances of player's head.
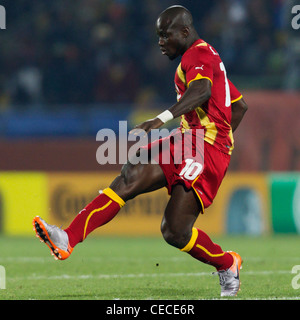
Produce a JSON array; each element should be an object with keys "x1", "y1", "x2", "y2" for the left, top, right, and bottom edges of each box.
[{"x1": 156, "y1": 5, "x2": 198, "y2": 60}]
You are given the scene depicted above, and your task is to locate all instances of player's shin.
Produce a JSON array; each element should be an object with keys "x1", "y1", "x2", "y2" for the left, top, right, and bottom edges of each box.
[
  {"x1": 64, "y1": 188, "x2": 125, "y2": 248},
  {"x1": 180, "y1": 227, "x2": 233, "y2": 271}
]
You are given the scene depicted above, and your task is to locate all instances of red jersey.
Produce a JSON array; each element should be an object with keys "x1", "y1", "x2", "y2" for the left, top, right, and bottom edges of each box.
[{"x1": 174, "y1": 39, "x2": 243, "y2": 155}]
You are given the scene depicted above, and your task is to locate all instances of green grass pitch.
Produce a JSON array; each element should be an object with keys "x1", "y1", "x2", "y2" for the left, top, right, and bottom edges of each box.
[{"x1": 0, "y1": 234, "x2": 300, "y2": 300}]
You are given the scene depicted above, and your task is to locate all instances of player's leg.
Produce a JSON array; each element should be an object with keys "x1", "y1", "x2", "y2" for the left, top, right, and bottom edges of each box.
[
  {"x1": 64, "y1": 161, "x2": 166, "y2": 247},
  {"x1": 33, "y1": 161, "x2": 166, "y2": 260},
  {"x1": 161, "y1": 183, "x2": 243, "y2": 296},
  {"x1": 109, "y1": 159, "x2": 167, "y2": 201},
  {"x1": 161, "y1": 184, "x2": 233, "y2": 270}
]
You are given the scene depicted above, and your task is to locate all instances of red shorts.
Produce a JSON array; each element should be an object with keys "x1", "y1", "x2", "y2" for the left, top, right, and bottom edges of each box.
[{"x1": 142, "y1": 128, "x2": 230, "y2": 211}]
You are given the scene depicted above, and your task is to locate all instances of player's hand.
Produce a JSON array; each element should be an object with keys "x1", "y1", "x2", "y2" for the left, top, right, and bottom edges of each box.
[{"x1": 129, "y1": 118, "x2": 164, "y2": 136}]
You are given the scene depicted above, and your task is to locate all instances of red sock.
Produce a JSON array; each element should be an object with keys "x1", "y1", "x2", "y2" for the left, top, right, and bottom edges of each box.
[
  {"x1": 64, "y1": 188, "x2": 125, "y2": 248},
  {"x1": 180, "y1": 228, "x2": 233, "y2": 271}
]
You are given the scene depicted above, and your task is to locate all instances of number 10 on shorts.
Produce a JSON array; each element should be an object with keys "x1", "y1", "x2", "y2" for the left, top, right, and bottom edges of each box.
[{"x1": 179, "y1": 159, "x2": 203, "y2": 180}]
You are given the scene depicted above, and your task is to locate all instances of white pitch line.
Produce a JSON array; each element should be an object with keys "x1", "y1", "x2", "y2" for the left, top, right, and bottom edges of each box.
[
  {"x1": 1, "y1": 256, "x2": 300, "y2": 264},
  {"x1": 7, "y1": 269, "x2": 293, "y2": 281},
  {"x1": 0, "y1": 257, "x2": 48, "y2": 263},
  {"x1": 0, "y1": 256, "x2": 187, "y2": 263}
]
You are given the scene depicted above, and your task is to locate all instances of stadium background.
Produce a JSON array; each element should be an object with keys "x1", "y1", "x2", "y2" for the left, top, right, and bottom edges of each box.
[{"x1": 0, "y1": 0, "x2": 300, "y2": 238}]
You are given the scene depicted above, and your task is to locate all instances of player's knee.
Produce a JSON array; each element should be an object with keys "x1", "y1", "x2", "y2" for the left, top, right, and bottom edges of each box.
[
  {"x1": 113, "y1": 162, "x2": 140, "y2": 201},
  {"x1": 161, "y1": 219, "x2": 191, "y2": 249}
]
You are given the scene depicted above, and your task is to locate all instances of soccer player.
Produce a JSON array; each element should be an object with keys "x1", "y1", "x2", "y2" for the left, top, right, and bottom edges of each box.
[{"x1": 33, "y1": 5, "x2": 248, "y2": 297}]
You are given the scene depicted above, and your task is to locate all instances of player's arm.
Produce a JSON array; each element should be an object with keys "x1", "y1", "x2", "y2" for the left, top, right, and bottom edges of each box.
[
  {"x1": 133, "y1": 79, "x2": 211, "y2": 133},
  {"x1": 231, "y1": 97, "x2": 248, "y2": 132},
  {"x1": 228, "y1": 79, "x2": 248, "y2": 132},
  {"x1": 169, "y1": 79, "x2": 211, "y2": 118}
]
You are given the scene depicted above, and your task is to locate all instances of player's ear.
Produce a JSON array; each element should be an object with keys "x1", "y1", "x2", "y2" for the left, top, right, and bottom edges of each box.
[{"x1": 181, "y1": 26, "x2": 189, "y2": 38}]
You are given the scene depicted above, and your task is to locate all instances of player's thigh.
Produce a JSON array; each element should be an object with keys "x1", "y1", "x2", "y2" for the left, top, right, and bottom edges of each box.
[
  {"x1": 109, "y1": 161, "x2": 166, "y2": 201},
  {"x1": 161, "y1": 184, "x2": 202, "y2": 247}
]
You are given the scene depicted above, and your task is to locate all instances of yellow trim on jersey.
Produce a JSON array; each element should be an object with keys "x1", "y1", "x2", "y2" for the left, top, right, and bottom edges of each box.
[
  {"x1": 176, "y1": 63, "x2": 186, "y2": 85},
  {"x1": 231, "y1": 94, "x2": 243, "y2": 104},
  {"x1": 195, "y1": 42, "x2": 208, "y2": 47},
  {"x1": 228, "y1": 129, "x2": 234, "y2": 155},
  {"x1": 103, "y1": 188, "x2": 125, "y2": 208},
  {"x1": 196, "y1": 244, "x2": 225, "y2": 257},
  {"x1": 195, "y1": 107, "x2": 218, "y2": 144},
  {"x1": 191, "y1": 175, "x2": 205, "y2": 213},
  {"x1": 180, "y1": 114, "x2": 190, "y2": 133},
  {"x1": 83, "y1": 200, "x2": 112, "y2": 240},
  {"x1": 187, "y1": 73, "x2": 213, "y2": 88},
  {"x1": 223, "y1": 120, "x2": 234, "y2": 155},
  {"x1": 180, "y1": 227, "x2": 198, "y2": 252}
]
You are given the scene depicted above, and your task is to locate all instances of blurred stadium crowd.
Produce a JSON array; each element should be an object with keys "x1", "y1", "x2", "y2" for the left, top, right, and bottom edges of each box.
[
  {"x1": 0, "y1": 0, "x2": 298, "y2": 108},
  {"x1": 0, "y1": 0, "x2": 299, "y2": 172}
]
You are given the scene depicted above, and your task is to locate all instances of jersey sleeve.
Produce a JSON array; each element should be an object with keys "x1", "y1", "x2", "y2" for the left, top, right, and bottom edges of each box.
[
  {"x1": 228, "y1": 79, "x2": 243, "y2": 103},
  {"x1": 181, "y1": 46, "x2": 213, "y2": 88}
]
